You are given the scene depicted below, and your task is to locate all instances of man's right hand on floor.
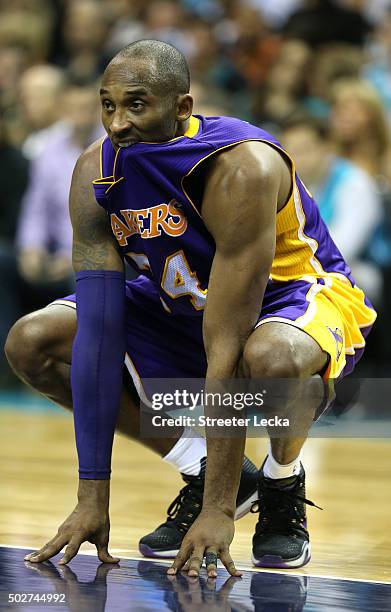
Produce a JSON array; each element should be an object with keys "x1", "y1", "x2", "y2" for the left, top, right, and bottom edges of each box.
[{"x1": 24, "y1": 480, "x2": 119, "y2": 565}]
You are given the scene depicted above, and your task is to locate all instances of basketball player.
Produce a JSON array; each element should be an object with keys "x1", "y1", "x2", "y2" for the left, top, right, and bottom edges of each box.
[{"x1": 5, "y1": 40, "x2": 376, "y2": 577}]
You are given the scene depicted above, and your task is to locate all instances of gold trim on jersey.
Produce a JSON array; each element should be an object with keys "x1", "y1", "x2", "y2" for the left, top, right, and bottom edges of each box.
[
  {"x1": 48, "y1": 299, "x2": 76, "y2": 309},
  {"x1": 160, "y1": 248, "x2": 207, "y2": 311},
  {"x1": 124, "y1": 353, "x2": 150, "y2": 404},
  {"x1": 126, "y1": 251, "x2": 151, "y2": 271},
  {"x1": 179, "y1": 136, "x2": 330, "y2": 281},
  {"x1": 98, "y1": 136, "x2": 108, "y2": 179},
  {"x1": 272, "y1": 178, "x2": 325, "y2": 280},
  {"x1": 93, "y1": 146, "x2": 124, "y2": 193},
  {"x1": 137, "y1": 115, "x2": 201, "y2": 145},
  {"x1": 105, "y1": 176, "x2": 125, "y2": 193},
  {"x1": 181, "y1": 138, "x2": 277, "y2": 218},
  {"x1": 184, "y1": 115, "x2": 201, "y2": 138},
  {"x1": 160, "y1": 297, "x2": 172, "y2": 313},
  {"x1": 92, "y1": 117, "x2": 200, "y2": 191}
]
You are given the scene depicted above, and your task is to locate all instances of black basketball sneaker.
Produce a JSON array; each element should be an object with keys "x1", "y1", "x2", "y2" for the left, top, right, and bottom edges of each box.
[
  {"x1": 139, "y1": 456, "x2": 259, "y2": 558},
  {"x1": 251, "y1": 462, "x2": 322, "y2": 569}
]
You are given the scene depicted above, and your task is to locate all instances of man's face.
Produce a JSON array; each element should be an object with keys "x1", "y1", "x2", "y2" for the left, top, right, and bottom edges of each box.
[{"x1": 100, "y1": 60, "x2": 180, "y2": 149}]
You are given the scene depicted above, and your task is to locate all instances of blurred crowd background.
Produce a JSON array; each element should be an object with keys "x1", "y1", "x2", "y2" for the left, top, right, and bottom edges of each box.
[{"x1": 1, "y1": 0, "x2": 391, "y2": 387}]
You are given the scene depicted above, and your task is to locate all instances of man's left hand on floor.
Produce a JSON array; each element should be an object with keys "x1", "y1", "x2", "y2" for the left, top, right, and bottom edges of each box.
[{"x1": 167, "y1": 509, "x2": 241, "y2": 578}]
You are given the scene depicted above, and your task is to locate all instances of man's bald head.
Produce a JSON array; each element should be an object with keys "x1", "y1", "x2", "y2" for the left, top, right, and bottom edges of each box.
[{"x1": 104, "y1": 40, "x2": 190, "y2": 98}]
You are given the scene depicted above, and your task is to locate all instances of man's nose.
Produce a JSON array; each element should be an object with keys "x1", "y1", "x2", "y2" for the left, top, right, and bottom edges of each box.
[{"x1": 110, "y1": 111, "x2": 132, "y2": 134}]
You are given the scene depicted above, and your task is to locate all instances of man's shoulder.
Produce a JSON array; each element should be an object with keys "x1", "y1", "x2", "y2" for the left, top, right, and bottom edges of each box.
[
  {"x1": 208, "y1": 139, "x2": 289, "y2": 186},
  {"x1": 80, "y1": 137, "x2": 105, "y2": 161},
  {"x1": 196, "y1": 116, "x2": 285, "y2": 176},
  {"x1": 75, "y1": 137, "x2": 106, "y2": 181}
]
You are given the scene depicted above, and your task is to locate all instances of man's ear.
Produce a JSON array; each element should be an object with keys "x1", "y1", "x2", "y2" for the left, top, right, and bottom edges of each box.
[{"x1": 176, "y1": 94, "x2": 193, "y2": 122}]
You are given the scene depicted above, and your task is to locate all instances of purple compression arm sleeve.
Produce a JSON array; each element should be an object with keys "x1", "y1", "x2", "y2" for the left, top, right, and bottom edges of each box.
[{"x1": 71, "y1": 270, "x2": 126, "y2": 479}]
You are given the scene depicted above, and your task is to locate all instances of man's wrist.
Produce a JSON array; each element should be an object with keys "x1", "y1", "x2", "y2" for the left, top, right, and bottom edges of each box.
[
  {"x1": 202, "y1": 502, "x2": 235, "y2": 520},
  {"x1": 77, "y1": 479, "x2": 110, "y2": 506}
]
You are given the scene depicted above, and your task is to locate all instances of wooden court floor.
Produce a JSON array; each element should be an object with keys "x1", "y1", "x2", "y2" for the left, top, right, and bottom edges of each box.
[{"x1": 1, "y1": 406, "x2": 390, "y2": 585}]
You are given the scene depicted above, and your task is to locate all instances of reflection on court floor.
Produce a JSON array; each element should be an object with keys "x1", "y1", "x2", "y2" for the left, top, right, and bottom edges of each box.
[{"x1": 1, "y1": 546, "x2": 391, "y2": 611}]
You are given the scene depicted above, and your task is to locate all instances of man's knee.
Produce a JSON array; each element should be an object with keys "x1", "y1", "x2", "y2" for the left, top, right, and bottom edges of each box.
[
  {"x1": 5, "y1": 310, "x2": 61, "y2": 381},
  {"x1": 243, "y1": 334, "x2": 305, "y2": 379}
]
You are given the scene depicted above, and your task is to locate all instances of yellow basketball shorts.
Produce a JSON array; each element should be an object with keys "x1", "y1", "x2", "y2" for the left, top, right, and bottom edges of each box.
[{"x1": 255, "y1": 274, "x2": 377, "y2": 380}]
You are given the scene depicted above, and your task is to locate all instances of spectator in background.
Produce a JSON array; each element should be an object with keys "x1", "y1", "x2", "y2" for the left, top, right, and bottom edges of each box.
[
  {"x1": 0, "y1": 0, "x2": 389, "y2": 377},
  {"x1": 304, "y1": 43, "x2": 362, "y2": 119},
  {"x1": 213, "y1": 3, "x2": 281, "y2": 106},
  {"x1": 183, "y1": 18, "x2": 218, "y2": 82},
  {"x1": 342, "y1": 0, "x2": 391, "y2": 26},
  {"x1": 191, "y1": 80, "x2": 231, "y2": 116},
  {"x1": 0, "y1": 44, "x2": 29, "y2": 146},
  {"x1": 0, "y1": 121, "x2": 29, "y2": 244},
  {"x1": 142, "y1": 1, "x2": 190, "y2": 54},
  {"x1": 284, "y1": 0, "x2": 372, "y2": 47},
  {"x1": 0, "y1": 44, "x2": 28, "y2": 108},
  {"x1": 329, "y1": 78, "x2": 390, "y2": 179},
  {"x1": 0, "y1": 0, "x2": 53, "y2": 64},
  {"x1": 58, "y1": 0, "x2": 111, "y2": 82},
  {"x1": 105, "y1": 1, "x2": 217, "y2": 80},
  {"x1": 19, "y1": 64, "x2": 67, "y2": 160},
  {"x1": 246, "y1": 0, "x2": 301, "y2": 29},
  {"x1": 16, "y1": 83, "x2": 103, "y2": 287},
  {"x1": 330, "y1": 78, "x2": 391, "y2": 366},
  {"x1": 104, "y1": 0, "x2": 145, "y2": 56},
  {"x1": 252, "y1": 39, "x2": 311, "y2": 127},
  {"x1": 0, "y1": 113, "x2": 29, "y2": 386},
  {"x1": 282, "y1": 117, "x2": 383, "y2": 303},
  {"x1": 363, "y1": 8, "x2": 391, "y2": 122},
  {"x1": 329, "y1": 74, "x2": 391, "y2": 369},
  {"x1": 0, "y1": 0, "x2": 56, "y2": 146},
  {"x1": 0, "y1": 82, "x2": 102, "y2": 387},
  {"x1": 181, "y1": 0, "x2": 223, "y2": 21}
]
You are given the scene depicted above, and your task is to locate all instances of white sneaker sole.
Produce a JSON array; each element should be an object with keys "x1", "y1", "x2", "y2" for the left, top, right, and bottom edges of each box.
[
  {"x1": 234, "y1": 488, "x2": 258, "y2": 520},
  {"x1": 252, "y1": 542, "x2": 311, "y2": 569}
]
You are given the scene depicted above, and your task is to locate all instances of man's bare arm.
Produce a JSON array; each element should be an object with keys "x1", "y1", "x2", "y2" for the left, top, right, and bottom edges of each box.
[
  {"x1": 201, "y1": 142, "x2": 284, "y2": 516},
  {"x1": 169, "y1": 141, "x2": 290, "y2": 577},
  {"x1": 70, "y1": 143, "x2": 124, "y2": 274},
  {"x1": 202, "y1": 142, "x2": 280, "y2": 365}
]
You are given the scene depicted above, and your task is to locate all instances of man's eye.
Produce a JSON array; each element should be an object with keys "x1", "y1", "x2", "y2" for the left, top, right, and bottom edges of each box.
[
  {"x1": 130, "y1": 101, "x2": 145, "y2": 112},
  {"x1": 103, "y1": 100, "x2": 114, "y2": 111}
]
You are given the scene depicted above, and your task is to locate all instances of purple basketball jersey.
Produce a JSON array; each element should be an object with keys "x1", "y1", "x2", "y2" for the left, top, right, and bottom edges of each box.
[{"x1": 92, "y1": 115, "x2": 353, "y2": 317}]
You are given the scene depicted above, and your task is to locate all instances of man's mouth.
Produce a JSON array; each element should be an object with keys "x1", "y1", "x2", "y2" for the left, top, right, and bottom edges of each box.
[
  {"x1": 116, "y1": 140, "x2": 135, "y2": 148},
  {"x1": 111, "y1": 134, "x2": 138, "y2": 148}
]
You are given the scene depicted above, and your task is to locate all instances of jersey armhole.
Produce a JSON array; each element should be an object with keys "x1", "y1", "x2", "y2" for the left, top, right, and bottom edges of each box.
[{"x1": 181, "y1": 138, "x2": 296, "y2": 217}]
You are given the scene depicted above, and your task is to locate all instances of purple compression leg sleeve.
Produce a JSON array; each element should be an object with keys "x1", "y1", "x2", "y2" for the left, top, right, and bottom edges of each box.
[{"x1": 71, "y1": 270, "x2": 126, "y2": 479}]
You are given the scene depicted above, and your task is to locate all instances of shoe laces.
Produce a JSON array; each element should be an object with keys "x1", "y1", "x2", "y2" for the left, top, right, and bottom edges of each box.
[
  {"x1": 250, "y1": 479, "x2": 322, "y2": 535},
  {"x1": 165, "y1": 481, "x2": 203, "y2": 534}
]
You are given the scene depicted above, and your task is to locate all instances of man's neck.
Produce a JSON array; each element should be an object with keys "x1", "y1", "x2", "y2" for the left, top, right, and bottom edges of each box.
[{"x1": 175, "y1": 117, "x2": 191, "y2": 137}]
